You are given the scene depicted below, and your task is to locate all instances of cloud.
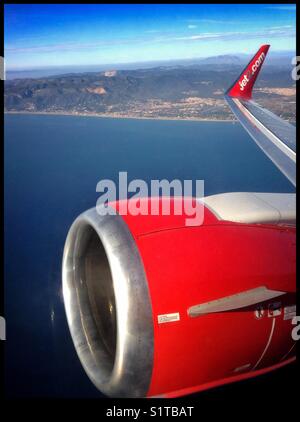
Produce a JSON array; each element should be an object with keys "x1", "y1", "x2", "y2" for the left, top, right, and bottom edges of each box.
[
  {"x1": 186, "y1": 18, "x2": 239, "y2": 25},
  {"x1": 187, "y1": 24, "x2": 197, "y2": 29},
  {"x1": 5, "y1": 26, "x2": 295, "y2": 55},
  {"x1": 265, "y1": 5, "x2": 296, "y2": 11},
  {"x1": 174, "y1": 27, "x2": 295, "y2": 43},
  {"x1": 5, "y1": 37, "x2": 156, "y2": 54},
  {"x1": 268, "y1": 25, "x2": 294, "y2": 29},
  {"x1": 176, "y1": 33, "x2": 221, "y2": 41}
]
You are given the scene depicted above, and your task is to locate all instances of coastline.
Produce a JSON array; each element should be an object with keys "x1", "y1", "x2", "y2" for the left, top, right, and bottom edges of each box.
[{"x1": 4, "y1": 110, "x2": 236, "y2": 123}]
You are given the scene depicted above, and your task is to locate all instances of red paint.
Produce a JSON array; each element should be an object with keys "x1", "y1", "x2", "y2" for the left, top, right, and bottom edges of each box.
[
  {"x1": 110, "y1": 197, "x2": 296, "y2": 397},
  {"x1": 157, "y1": 357, "x2": 296, "y2": 398},
  {"x1": 227, "y1": 44, "x2": 270, "y2": 99}
]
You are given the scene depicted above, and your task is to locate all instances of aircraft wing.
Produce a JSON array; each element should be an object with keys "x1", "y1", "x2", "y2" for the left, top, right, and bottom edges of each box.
[{"x1": 225, "y1": 44, "x2": 296, "y2": 187}]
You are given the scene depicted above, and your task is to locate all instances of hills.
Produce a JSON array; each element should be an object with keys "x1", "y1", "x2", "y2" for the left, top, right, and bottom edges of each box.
[{"x1": 4, "y1": 53, "x2": 296, "y2": 121}]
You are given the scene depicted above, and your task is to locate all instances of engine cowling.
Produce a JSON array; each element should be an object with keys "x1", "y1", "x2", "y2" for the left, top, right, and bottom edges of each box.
[{"x1": 62, "y1": 195, "x2": 296, "y2": 398}]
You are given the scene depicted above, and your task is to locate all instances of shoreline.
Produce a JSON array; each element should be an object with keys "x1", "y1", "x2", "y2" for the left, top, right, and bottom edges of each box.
[{"x1": 4, "y1": 110, "x2": 236, "y2": 123}]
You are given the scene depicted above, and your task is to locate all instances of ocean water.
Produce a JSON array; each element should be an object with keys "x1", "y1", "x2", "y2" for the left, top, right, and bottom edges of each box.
[{"x1": 4, "y1": 114, "x2": 295, "y2": 398}]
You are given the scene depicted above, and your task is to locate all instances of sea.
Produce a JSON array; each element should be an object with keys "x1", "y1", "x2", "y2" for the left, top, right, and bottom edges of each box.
[{"x1": 4, "y1": 114, "x2": 295, "y2": 398}]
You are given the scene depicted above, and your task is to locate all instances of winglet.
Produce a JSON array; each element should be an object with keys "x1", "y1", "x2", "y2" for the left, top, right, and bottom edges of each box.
[{"x1": 226, "y1": 44, "x2": 270, "y2": 100}]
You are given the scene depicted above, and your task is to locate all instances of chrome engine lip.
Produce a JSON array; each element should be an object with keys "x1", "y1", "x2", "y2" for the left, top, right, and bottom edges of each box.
[{"x1": 62, "y1": 205, "x2": 154, "y2": 398}]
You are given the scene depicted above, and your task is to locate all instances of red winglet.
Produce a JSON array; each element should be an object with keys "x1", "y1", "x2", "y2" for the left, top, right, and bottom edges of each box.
[{"x1": 226, "y1": 44, "x2": 270, "y2": 100}]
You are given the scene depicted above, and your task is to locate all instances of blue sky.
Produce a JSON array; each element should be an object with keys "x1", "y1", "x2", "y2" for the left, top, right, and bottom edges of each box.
[{"x1": 4, "y1": 4, "x2": 296, "y2": 70}]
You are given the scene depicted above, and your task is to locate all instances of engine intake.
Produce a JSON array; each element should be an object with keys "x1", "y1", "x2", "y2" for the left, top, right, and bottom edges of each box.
[{"x1": 62, "y1": 207, "x2": 154, "y2": 398}]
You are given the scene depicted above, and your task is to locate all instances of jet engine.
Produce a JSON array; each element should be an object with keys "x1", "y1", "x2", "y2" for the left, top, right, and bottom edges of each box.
[{"x1": 62, "y1": 194, "x2": 296, "y2": 398}]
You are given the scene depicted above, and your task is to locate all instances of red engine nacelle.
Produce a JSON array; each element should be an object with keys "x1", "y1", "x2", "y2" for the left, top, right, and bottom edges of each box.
[{"x1": 62, "y1": 195, "x2": 296, "y2": 398}]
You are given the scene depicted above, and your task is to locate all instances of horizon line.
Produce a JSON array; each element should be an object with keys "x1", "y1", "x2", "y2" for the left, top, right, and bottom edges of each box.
[{"x1": 5, "y1": 48, "x2": 296, "y2": 73}]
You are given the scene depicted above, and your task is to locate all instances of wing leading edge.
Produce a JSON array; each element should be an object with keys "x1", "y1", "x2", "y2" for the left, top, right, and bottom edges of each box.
[{"x1": 225, "y1": 45, "x2": 296, "y2": 187}]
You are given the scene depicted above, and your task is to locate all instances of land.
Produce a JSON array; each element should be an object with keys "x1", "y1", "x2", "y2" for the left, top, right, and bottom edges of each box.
[{"x1": 4, "y1": 54, "x2": 296, "y2": 121}]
